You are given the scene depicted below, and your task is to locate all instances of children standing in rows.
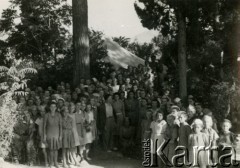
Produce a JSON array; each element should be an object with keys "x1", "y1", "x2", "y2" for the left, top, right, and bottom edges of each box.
[{"x1": 12, "y1": 63, "x2": 239, "y2": 168}]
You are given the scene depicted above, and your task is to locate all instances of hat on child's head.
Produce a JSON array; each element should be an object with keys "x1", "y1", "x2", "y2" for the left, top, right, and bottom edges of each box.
[
  {"x1": 171, "y1": 105, "x2": 180, "y2": 111},
  {"x1": 58, "y1": 97, "x2": 65, "y2": 102}
]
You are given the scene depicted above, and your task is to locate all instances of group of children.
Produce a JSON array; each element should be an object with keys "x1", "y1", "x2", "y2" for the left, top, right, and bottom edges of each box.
[
  {"x1": 10, "y1": 63, "x2": 239, "y2": 168},
  {"x1": 146, "y1": 109, "x2": 237, "y2": 168},
  {"x1": 14, "y1": 96, "x2": 97, "y2": 168}
]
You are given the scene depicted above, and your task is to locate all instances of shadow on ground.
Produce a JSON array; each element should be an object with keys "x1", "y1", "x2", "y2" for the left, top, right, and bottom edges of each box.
[
  {"x1": 87, "y1": 149, "x2": 142, "y2": 168},
  {"x1": 0, "y1": 149, "x2": 143, "y2": 168}
]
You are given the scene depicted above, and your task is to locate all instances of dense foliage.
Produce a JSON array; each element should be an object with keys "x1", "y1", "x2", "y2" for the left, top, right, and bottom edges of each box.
[
  {"x1": 0, "y1": 0, "x2": 111, "y2": 87},
  {"x1": 0, "y1": 0, "x2": 239, "y2": 121},
  {"x1": 134, "y1": 0, "x2": 240, "y2": 117},
  {"x1": 0, "y1": 62, "x2": 37, "y2": 158}
]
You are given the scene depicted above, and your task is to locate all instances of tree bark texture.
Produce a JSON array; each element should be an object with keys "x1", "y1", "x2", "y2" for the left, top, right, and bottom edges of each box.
[
  {"x1": 177, "y1": 10, "x2": 187, "y2": 101},
  {"x1": 72, "y1": 0, "x2": 90, "y2": 87}
]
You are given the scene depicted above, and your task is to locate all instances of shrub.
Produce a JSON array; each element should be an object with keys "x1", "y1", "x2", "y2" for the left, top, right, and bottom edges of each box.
[{"x1": 0, "y1": 62, "x2": 37, "y2": 158}]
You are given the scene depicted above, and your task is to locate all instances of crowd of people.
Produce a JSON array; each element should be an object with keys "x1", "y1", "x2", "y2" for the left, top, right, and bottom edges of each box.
[{"x1": 11, "y1": 59, "x2": 238, "y2": 168}]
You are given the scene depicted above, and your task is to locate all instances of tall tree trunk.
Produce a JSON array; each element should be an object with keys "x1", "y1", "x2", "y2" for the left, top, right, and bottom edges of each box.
[
  {"x1": 72, "y1": 0, "x2": 90, "y2": 87},
  {"x1": 177, "y1": 10, "x2": 187, "y2": 101},
  {"x1": 191, "y1": 0, "x2": 200, "y2": 47}
]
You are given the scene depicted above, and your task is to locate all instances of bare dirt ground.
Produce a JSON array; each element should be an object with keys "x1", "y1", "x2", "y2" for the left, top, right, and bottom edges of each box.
[{"x1": 0, "y1": 150, "x2": 142, "y2": 168}]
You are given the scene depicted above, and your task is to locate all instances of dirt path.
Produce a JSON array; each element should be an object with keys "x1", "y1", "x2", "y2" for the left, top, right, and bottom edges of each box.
[{"x1": 0, "y1": 150, "x2": 143, "y2": 168}]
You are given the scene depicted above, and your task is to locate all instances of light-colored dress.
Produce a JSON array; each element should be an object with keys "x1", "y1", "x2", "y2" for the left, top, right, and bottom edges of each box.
[
  {"x1": 75, "y1": 111, "x2": 85, "y2": 145},
  {"x1": 150, "y1": 120, "x2": 167, "y2": 154},
  {"x1": 35, "y1": 117, "x2": 47, "y2": 148},
  {"x1": 188, "y1": 132, "x2": 209, "y2": 167},
  {"x1": 202, "y1": 128, "x2": 219, "y2": 164},
  {"x1": 62, "y1": 116, "x2": 75, "y2": 148},
  {"x1": 83, "y1": 110, "x2": 95, "y2": 144},
  {"x1": 202, "y1": 128, "x2": 219, "y2": 144},
  {"x1": 44, "y1": 113, "x2": 62, "y2": 150},
  {"x1": 68, "y1": 113, "x2": 80, "y2": 146}
]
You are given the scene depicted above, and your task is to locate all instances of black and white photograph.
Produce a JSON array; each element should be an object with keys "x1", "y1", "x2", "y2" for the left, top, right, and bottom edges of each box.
[{"x1": 0, "y1": 0, "x2": 240, "y2": 168}]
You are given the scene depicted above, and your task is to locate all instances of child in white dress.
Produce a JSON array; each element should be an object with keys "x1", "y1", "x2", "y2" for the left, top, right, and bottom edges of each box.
[
  {"x1": 150, "y1": 112, "x2": 167, "y2": 154},
  {"x1": 83, "y1": 104, "x2": 95, "y2": 160}
]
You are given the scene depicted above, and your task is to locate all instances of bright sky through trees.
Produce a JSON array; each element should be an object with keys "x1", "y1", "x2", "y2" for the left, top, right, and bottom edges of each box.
[{"x1": 0, "y1": 0, "x2": 151, "y2": 38}]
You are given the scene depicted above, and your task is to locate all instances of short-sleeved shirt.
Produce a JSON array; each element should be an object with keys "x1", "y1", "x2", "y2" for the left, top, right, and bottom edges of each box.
[
  {"x1": 202, "y1": 128, "x2": 219, "y2": 144},
  {"x1": 150, "y1": 120, "x2": 167, "y2": 136}
]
